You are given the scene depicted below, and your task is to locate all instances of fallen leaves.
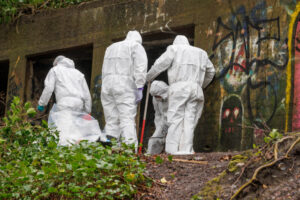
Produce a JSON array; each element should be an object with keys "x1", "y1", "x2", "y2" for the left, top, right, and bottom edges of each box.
[
  {"x1": 160, "y1": 177, "x2": 167, "y2": 184},
  {"x1": 220, "y1": 155, "x2": 232, "y2": 162}
]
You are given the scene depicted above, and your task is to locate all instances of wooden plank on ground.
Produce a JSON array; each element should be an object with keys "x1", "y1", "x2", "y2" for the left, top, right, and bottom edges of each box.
[{"x1": 172, "y1": 158, "x2": 208, "y2": 165}]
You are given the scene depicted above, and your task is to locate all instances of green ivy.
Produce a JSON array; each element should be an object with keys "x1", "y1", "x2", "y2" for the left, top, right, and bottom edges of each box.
[
  {"x1": 264, "y1": 129, "x2": 283, "y2": 144},
  {"x1": 0, "y1": 0, "x2": 93, "y2": 24},
  {"x1": 0, "y1": 97, "x2": 149, "y2": 199}
]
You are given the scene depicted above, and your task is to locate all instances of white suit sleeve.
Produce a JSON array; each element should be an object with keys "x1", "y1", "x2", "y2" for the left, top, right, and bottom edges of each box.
[
  {"x1": 146, "y1": 46, "x2": 175, "y2": 82},
  {"x1": 38, "y1": 69, "x2": 56, "y2": 106},
  {"x1": 81, "y1": 77, "x2": 92, "y2": 113},
  {"x1": 132, "y1": 43, "x2": 148, "y2": 89},
  {"x1": 202, "y1": 54, "x2": 215, "y2": 88}
]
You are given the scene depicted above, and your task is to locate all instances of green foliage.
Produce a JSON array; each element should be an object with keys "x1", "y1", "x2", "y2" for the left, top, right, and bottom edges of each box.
[
  {"x1": 155, "y1": 155, "x2": 163, "y2": 164},
  {"x1": 0, "y1": 0, "x2": 92, "y2": 24},
  {"x1": 264, "y1": 129, "x2": 283, "y2": 144},
  {"x1": 252, "y1": 143, "x2": 258, "y2": 149},
  {"x1": 0, "y1": 97, "x2": 147, "y2": 199}
]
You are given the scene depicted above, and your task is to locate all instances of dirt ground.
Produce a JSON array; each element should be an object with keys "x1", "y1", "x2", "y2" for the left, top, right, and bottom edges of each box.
[
  {"x1": 139, "y1": 146, "x2": 300, "y2": 200},
  {"x1": 140, "y1": 152, "x2": 236, "y2": 200}
]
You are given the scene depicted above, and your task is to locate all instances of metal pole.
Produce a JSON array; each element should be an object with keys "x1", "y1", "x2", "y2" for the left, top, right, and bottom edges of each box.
[{"x1": 138, "y1": 82, "x2": 150, "y2": 154}]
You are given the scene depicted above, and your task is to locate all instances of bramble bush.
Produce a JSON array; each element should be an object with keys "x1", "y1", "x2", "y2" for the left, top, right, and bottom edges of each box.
[
  {"x1": 0, "y1": 0, "x2": 93, "y2": 24},
  {"x1": 0, "y1": 97, "x2": 148, "y2": 199}
]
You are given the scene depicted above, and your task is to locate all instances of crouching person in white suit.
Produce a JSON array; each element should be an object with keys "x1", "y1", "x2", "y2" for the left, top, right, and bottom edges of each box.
[
  {"x1": 37, "y1": 55, "x2": 107, "y2": 146},
  {"x1": 147, "y1": 81, "x2": 169, "y2": 154}
]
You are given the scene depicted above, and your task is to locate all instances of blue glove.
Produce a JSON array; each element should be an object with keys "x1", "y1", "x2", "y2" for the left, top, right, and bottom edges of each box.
[
  {"x1": 37, "y1": 105, "x2": 44, "y2": 112},
  {"x1": 135, "y1": 88, "x2": 143, "y2": 103}
]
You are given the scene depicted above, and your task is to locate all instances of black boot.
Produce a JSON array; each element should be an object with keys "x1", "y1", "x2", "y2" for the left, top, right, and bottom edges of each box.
[{"x1": 97, "y1": 135, "x2": 115, "y2": 147}]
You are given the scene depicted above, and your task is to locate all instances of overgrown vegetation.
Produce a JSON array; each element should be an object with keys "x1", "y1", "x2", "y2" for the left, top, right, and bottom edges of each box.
[
  {"x1": 0, "y1": 97, "x2": 149, "y2": 199},
  {"x1": 0, "y1": 0, "x2": 93, "y2": 24}
]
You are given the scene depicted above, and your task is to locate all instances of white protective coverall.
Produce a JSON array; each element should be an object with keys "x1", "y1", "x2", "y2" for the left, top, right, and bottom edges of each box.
[
  {"x1": 101, "y1": 31, "x2": 148, "y2": 147},
  {"x1": 147, "y1": 81, "x2": 169, "y2": 155},
  {"x1": 38, "y1": 56, "x2": 105, "y2": 146},
  {"x1": 146, "y1": 35, "x2": 215, "y2": 154}
]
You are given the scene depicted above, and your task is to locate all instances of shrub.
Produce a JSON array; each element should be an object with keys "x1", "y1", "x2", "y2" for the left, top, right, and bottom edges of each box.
[
  {"x1": 0, "y1": 97, "x2": 147, "y2": 199},
  {"x1": 0, "y1": 0, "x2": 93, "y2": 24}
]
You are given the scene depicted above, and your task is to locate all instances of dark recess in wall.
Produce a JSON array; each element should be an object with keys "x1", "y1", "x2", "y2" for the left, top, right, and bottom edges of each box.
[
  {"x1": 0, "y1": 60, "x2": 9, "y2": 117},
  {"x1": 24, "y1": 45, "x2": 93, "y2": 118}
]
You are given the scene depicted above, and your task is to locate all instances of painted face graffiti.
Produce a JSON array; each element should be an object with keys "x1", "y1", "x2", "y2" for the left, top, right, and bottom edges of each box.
[
  {"x1": 222, "y1": 105, "x2": 241, "y2": 133},
  {"x1": 221, "y1": 96, "x2": 242, "y2": 150}
]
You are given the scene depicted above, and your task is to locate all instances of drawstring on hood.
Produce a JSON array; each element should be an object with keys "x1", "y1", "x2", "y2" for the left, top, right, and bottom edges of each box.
[
  {"x1": 173, "y1": 35, "x2": 190, "y2": 45},
  {"x1": 125, "y1": 30, "x2": 142, "y2": 44}
]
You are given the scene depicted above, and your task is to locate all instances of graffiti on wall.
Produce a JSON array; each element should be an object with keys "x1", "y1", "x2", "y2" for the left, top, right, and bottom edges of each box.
[
  {"x1": 210, "y1": 0, "x2": 289, "y2": 147},
  {"x1": 220, "y1": 95, "x2": 243, "y2": 150}
]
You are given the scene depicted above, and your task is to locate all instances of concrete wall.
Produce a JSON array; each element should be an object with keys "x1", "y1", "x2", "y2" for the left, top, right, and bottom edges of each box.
[{"x1": 0, "y1": 0, "x2": 299, "y2": 151}]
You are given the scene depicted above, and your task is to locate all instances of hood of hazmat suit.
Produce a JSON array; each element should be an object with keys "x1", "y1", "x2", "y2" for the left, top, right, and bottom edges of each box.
[
  {"x1": 53, "y1": 55, "x2": 66, "y2": 66},
  {"x1": 146, "y1": 35, "x2": 215, "y2": 155},
  {"x1": 57, "y1": 57, "x2": 75, "y2": 68},
  {"x1": 150, "y1": 80, "x2": 169, "y2": 100},
  {"x1": 101, "y1": 30, "x2": 147, "y2": 148},
  {"x1": 147, "y1": 81, "x2": 169, "y2": 154},
  {"x1": 172, "y1": 35, "x2": 189, "y2": 45},
  {"x1": 125, "y1": 30, "x2": 142, "y2": 44}
]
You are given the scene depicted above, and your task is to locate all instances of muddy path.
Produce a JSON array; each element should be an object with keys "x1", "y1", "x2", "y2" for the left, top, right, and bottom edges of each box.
[
  {"x1": 141, "y1": 152, "x2": 235, "y2": 200},
  {"x1": 139, "y1": 143, "x2": 300, "y2": 200}
]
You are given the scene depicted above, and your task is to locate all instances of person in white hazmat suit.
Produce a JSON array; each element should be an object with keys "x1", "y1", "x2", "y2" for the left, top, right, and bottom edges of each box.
[
  {"x1": 38, "y1": 56, "x2": 106, "y2": 146},
  {"x1": 147, "y1": 81, "x2": 169, "y2": 155},
  {"x1": 146, "y1": 35, "x2": 215, "y2": 155},
  {"x1": 101, "y1": 30, "x2": 148, "y2": 148}
]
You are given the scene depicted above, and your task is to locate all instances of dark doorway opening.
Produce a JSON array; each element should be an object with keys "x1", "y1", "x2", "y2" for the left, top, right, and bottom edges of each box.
[
  {"x1": 0, "y1": 60, "x2": 9, "y2": 117},
  {"x1": 139, "y1": 25, "x2": 195, "y2": 151},
  {"x1": 25, "y1": 45, "x2": 93, "y2": 120}
]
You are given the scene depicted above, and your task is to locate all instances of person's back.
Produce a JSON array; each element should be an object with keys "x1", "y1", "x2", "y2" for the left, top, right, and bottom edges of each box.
[
  {"x1": 147, "y1": 35, "x2": 214, "y2": 89},
  {"x1": 102, "y1": 31, "x2": 146, "y2": 87},
  {"x1": 39, "y1": 57, "x2": 91, "y2": 113},
  {"x1": 52, "y1": 58, "x2": 89, "y2": 111},
  {"x1": 146, "y1": 35, "x2": 215, "y2": 154},
  {"x1": 102, "y1": 40, "x2": 133, "y2": 78},
  {"x1": 101, "y1": 30, "x2": 147, "y2": 148},
  {"x1": 167, "y1": 36, "x2": 210, "y2": 87}
]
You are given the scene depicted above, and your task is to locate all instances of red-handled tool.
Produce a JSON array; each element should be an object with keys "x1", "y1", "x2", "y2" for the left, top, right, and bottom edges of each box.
[{"x1": 138, "y1": 82, "x2": 151, "y2": 154}]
